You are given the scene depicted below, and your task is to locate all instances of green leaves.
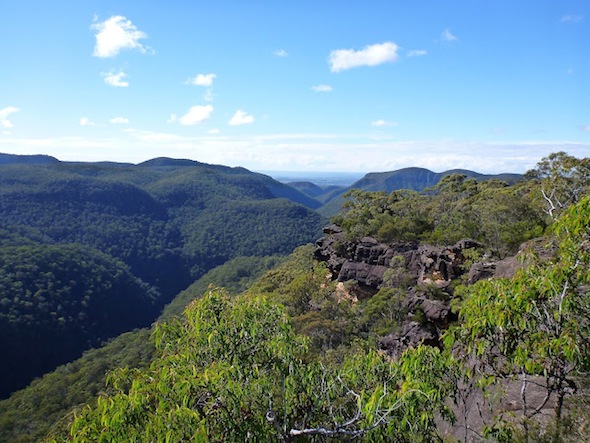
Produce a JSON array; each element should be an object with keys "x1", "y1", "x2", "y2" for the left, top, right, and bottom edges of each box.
[
  {"x1": 446, "y1": 196, "x2": 590, "y2": 439},
  {"x1": 336, "y1": 168, "x2": 548, "y2": 258},
  {"x1": 54, "y1": 289, "x2": 459, "y2": 442}
]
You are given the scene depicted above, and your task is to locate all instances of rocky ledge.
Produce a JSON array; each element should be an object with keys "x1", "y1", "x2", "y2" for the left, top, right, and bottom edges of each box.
[
  {"x1": 314, "y1": 224, "x2": 482, "y2": 290},
  {"x1": 313, "y1": 225, "x2": 522, "y2": 358}
]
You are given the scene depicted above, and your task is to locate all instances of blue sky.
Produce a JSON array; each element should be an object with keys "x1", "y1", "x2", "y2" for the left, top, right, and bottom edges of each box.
[{"x1": 1, "y1": 1, "x2": 588, "y2": 173}]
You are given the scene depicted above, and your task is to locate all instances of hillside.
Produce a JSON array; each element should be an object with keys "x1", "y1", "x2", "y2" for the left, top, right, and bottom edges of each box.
[
  {"x1": 0, "y1": 154, "x2": 324, "y2": 398},
  {"x1": 0, "y1": 255, "x2": 282, "y2": 443},
  {"x1": 1, "y1": 151, "x2": 588, "y2": 442},
  {"x1": 39, "y1": 193, "x2": 590, "y2": 442}
]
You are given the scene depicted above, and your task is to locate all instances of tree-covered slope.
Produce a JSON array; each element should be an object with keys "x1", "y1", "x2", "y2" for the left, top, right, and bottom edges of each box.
[
  {"x1": 0, "y1": 157, "x2": 324, "y2": 293},
  {"x1": 45, "y1": 174, "x2": 590, "y2": 443},
  {"x1": 0, "y1": 243, "x2": 159, "y2": 398},
  {"x1": 0, "y1": 255, "x2": 283, "y2": 443},
  {"x1": 2, "y1": 151, "x2": 588, "y2": 442},
  {"x1": 0, "y1": 155, "x2": 324, "y2": 400}
]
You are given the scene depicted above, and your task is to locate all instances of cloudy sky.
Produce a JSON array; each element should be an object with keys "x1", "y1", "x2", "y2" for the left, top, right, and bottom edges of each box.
[{"x1": 1, "y1": 1, "x2": 588, "y2": 173}]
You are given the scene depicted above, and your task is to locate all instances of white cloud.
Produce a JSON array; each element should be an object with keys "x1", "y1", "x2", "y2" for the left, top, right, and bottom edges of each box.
[
  {"x1": 187, "y1": 73, "x2": 217, "y2": 87},
  {"x1": 91, "y1": 16, "x2": 150, "y2": 58},
  {"x1": 274, "y1": 49, "x2": 288, "y2": 57},
  {"x1": 311, "y1": 84, "x2": 333, "y2": 92},
  {"x1": 561, "y1": 15, "x2": 583, "y2": 23},
  {"x1": 102, "y1": 70, "x2": 129, "y2": 87},
  {"x1": 0, "y1": 106, "x2": 19, "y2": 128},
  {"x1": 110, "y1": 117, "x2": 129, "y2": 124},
  {"x1": 179, "y1": 105, "x2": 214, "y2": 125},
  {"x1": 3, "y1": 132, "x2": 590, "y2": 176},
  {"x1": 328, "y1": 42, "x2": 399, "y2": 72},
  {"x1": 229, "y1": 110, "x2": 255, "y2": 126},
  {"x1": 80, "y1": 117, "x2": 95, "y2": 126},
  {"x1": 407, "y1": 49, "x2": 427, "y2": 57},
  {"x1": 441, "y1": 28, "x2": 458, "y2": 42},
  {"x1": 370, "y1": 119, "x2": 398, "y2": 127}
]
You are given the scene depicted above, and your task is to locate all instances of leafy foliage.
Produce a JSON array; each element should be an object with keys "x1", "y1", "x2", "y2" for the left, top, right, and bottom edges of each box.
[
  {"x1": 0, "y1": 255, "x2": 278, "y2": 443},
  {"x1": 49, "y1": 290, "x2": 457, "y2": 442},
  {"x1": 334, "y1": 172, "x2": 547, "y2": 258},
  {"x1": 447, "y1": 196, "x2": 590, "y2": 441}
]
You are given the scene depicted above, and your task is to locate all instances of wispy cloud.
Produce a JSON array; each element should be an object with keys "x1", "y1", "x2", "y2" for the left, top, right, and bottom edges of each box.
[
  {"x1": 328, "y1": 42, "x2": 399, "y2": 72},
  {"x1": 91, "y1": 16, "x2": 150, "y2": 58},
  {"x1": 102, "y1": 70, "x2": 129, "y2": 87},
  {"x1": 370, "y1": 119, "x2": 398, "y2": 127},
  {"x1": 178, "y1": 105, "x2": 214, "y2": 125},
  {"x1": 311, "y1": 84, "x2": 333, "y2": 92},
  {"x1": 229, "y1": 110, "x2": 255, "y2": 126},
  {"x1": 407, "y1": 49, "x2": 427, "y2": 57},
  {"x1": 186, "y1": 73, "x2": 217, "y2": 87},
  {"x1": 561, "y1": 15, "x2": 583, "y2": 23},
  {"x1": 80, "y1": 117, "x2": 95, "y2": 126},
  {"x1": 0, "y1": 106, "x2": 19, "y2": 128},
  {"x1": 3, "y1": 132, "x2": 590, "y2": 175},
  {"x1": 110, "y1": 117, "x2": 129, "y2": 124},
  {"x1": 274, "y1": 49, "x2": 288, "y2": 57},
  {"x1": 441, "y1": 28, "x2": 458, "y2": 42}
]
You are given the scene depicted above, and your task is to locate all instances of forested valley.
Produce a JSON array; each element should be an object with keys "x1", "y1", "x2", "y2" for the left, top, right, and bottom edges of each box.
[
  {"x1": 0, "y1": 155, "x2": 324, "y2": 401},
  {"x1": 1, "y1": 151, "x2": 589, "y2": 442}
]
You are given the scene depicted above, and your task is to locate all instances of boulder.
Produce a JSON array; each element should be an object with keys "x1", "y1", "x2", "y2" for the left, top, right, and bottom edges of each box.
[
  {"x1": 314, "y1": 229, "x2": 416, "y2": 288},
  {"x1": 379, "y1": 321, "x2": 440, "y2": 358}
]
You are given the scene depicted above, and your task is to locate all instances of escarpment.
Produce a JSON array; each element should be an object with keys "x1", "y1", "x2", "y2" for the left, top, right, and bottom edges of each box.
[{"x1": 313, "y1": 224, "x2": 521, "y2": 357}]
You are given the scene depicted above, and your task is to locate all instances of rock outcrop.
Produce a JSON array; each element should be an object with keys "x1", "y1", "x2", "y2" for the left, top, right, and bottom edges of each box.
[
  {"x1": 314, "y1": 225, "x2": 483, "y2": 357},
  {"x1": 314, "y1": 225, "x2": 417, "y2": 289},
  {"x1": 314, "y1": 225, "x2": 481, "y2": 290}
]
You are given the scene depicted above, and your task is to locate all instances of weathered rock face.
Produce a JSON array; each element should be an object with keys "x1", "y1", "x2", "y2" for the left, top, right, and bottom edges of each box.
[
  {"x1": 314, "y1": 225, "x2": 482, "y2": 357},
  {"x1": 466, "y1": 237, "x2": 556, "y2": 284},
  {"x1": 408, "y1": 240, "x2": 483, "y2": 287},
  {"x1": 314, "y1": 225, "x2": 481, "y2": 290},
  {"x1": 314, "y1": 225, "x2": 418, "y2": 289},
  {"x1": 378, "y1": 288, "x2": 457, "y2": 358}
]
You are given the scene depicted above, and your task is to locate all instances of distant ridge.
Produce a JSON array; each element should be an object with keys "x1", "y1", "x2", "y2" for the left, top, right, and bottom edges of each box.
[
  {"x1": 316, "y1": 167, "x2": 524, "y2": 216},
  {"x1": 352, "y1": 167, "x2": 522, "y2": 193},
  {"x1": 1, "y1": 153, "x2": 523, "y2": 213},
  {"x1": 137, "y1": 157, "x2": 208, "y2": 168},
  {"x1": 0, "y1": 153, "x2": 60, "y2": 165}
]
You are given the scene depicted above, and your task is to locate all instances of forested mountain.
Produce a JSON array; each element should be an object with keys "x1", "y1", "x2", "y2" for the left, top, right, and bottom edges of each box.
[
  {"x1": 0, "y1": 153, "x2": 60, "y2": 165},
  {"x1": 1, "y1": 151, "x2": 589, "y2": 442},
  {"x1": 315, "y1": 167, "x2": 523, "y2": 216},
  {"x1": 352, "y1": 167, "x2": 522, "y2": 192},
  {"x1": 44, "y1": 191, "x2": 590, "y2": 442},
  {"x1": 0, "y1": 154, "x2": 324, "y2": 398}
]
